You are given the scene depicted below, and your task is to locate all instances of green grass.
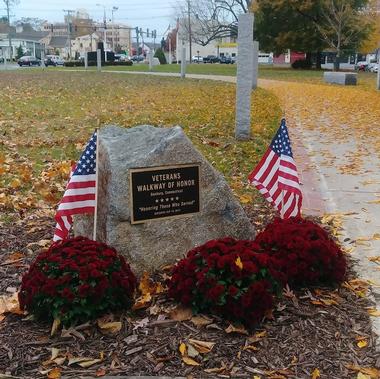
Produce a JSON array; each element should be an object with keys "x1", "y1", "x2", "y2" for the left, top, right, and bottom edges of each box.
[
  {"x1": 61, "y1": 63, "x2": 378, "y2": 90},
  {"x1": 0, "y1": 70, "x2": 282, "y2": 213}
]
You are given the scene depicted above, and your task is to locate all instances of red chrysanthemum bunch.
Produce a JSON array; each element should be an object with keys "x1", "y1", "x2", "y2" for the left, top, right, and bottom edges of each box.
[
  {"x1": 168, "y1": 238, "x2": 286, "y2": 327},
  {"x1": 255, "y1": 217, "x2": 347, "y2": 287},
  {"x1": 19, "y1": 237, "x2": 137, "y2": 325}
]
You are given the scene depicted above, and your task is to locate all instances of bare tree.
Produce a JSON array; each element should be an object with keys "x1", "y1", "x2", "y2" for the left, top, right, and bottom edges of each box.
[{"x1": 175, "y1": 0, "x2": 252, "y2": 46}]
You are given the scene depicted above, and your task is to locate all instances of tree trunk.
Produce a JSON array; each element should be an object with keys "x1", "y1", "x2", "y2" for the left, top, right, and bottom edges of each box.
[
  {"x1": 316, "y1": 51, "x2": 322, "y2": 70},
  {"x1": 333, "y1": 53, "x2": 340, "y2": 71}
]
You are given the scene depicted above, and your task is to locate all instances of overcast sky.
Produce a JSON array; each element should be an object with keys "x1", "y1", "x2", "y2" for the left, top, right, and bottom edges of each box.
[{"x1": 7, "y1": 0, "x2": 179, "y2": 39}]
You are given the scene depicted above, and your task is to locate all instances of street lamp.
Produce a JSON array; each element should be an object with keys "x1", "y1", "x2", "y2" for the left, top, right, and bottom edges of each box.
[{"x1": 111, "y1": 6, "x2": 118, "y2": 52}]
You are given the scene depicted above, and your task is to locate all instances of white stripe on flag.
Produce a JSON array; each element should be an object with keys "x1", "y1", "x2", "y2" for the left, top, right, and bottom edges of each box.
[{"x1": 57, "y1": 200, "x2": 96, "y2": 210}]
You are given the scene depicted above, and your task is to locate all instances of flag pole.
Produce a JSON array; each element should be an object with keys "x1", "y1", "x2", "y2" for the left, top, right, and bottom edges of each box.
[{"x1": 93, "y1": 128, "x2": 99, "y2": 241}]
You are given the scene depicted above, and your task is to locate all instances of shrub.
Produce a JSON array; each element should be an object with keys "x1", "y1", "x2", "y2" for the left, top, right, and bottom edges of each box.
[
  {"x1": 168, "y1": 238, "x2": 286, "y2": 327},
  {"x1": 255, "y1": 217, "x2": 346, "y2": 287},
  {"x1": 291, "y1": 59, "x2": 312, "y2": 69},
  {"x1": 154, "y1": 48, "x2": 167, "y2": 64},
  {"x1": 19, "y1": 237, "x2": 137, "y2": 325}
]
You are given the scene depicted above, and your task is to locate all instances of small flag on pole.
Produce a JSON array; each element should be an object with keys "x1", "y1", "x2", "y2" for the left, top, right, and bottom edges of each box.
[
  {"x1": 53, "y1": 132, "x2": 97, "y2": 241},
  {"x1": 248, "y1": 119, "x2": 302, "y2": 218}
]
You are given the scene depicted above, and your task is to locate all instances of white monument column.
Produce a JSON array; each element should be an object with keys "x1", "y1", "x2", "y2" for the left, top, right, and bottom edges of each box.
[
  {"x1": 84, "y1": 51, "x2": 88, "y2": 70},
  {"x1": 235, "y1": 13, "x2": 254, "y2": 140},
  {"x1": 97, "y1": 49, "x2": 102, "y2": 72},
  {"x1": 181, "y1": 46, "x2": 186, "y2": 79},
  {"x1": 149, "y1": 50, "x2": 154, "y2": 71},
  {"x1": 41, "y1": 51, "x2": 45, "y2": 69},
  {"x1": 252, "y1": 41, "x2": 259, "y2": 89}
]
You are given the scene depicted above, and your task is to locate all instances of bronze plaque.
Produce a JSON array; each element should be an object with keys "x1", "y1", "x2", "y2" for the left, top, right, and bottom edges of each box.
[{"x1": 129, "y1": 164, "x2": 200, "y2": 224}]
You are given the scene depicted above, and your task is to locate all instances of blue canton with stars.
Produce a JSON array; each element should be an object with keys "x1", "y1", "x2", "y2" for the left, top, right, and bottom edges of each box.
[
  {"x1": 270, "y1": 119, "x2": 293, "y2": 158},
  {"x1": 73, "y1": 132, "x2": 97, "y2": 176}
]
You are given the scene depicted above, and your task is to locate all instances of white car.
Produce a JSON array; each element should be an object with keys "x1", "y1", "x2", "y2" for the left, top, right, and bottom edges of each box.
[
  {"x1": 192, "y1": 55, "x2": 203, "y2": 63},
  {"x1": 369, "y1": 63, "x2": 378, "y2": 73}
]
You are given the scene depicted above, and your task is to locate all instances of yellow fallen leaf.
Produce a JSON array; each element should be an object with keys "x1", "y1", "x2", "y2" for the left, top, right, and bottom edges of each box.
[
  {"x1": 235, "y1": 256, "x2": 243, "y2": 270},
  {"x1": 225, "y1": 323, "x2": 248, "y2": 335},
  {"x1": 188, "y1": 338, "x2": 215, "y2": 354},
  {"x1": 10, "y1": 178, "x2": 21, "y2": 188},
  {"x1": 367, "y1": 308, "x2": 380, "y2": 316},
  {"x1": 357, "y1": 339, "x2": 368, "y2": 348},
  {"x1": 311, "y1": 368, "x2": 320, "y2": 379},
  {"x1": 132, "y1": 293, "x2": 152, "y2": 310},
  {"x1": 182, "y1": 356, "x2": 200, "y2": 366},
  {"x1": 47, "y1": 367, "x2": 61, "y2": 379},
  {"x1": 357, "y1": 373, "x2": 371, "y2": 379},
  {"x1": 239, "y1": 194, "x2": 252, "y2": 204},
  {"x1": 179, "y1": 342, "x2": 186, "y2": 356},
  {"x1": 373, "y1": 233, "x2": 380, "y2": 240}
]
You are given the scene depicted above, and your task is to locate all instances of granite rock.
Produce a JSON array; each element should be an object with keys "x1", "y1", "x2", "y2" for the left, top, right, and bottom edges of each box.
[{"x1": 74, "y1": 125, "x2": 255, "y2": 275}]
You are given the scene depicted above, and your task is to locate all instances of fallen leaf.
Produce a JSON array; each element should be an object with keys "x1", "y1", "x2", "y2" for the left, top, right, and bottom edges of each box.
[
  {"x1": 346, "y1": 364, "x2": 380, "y2": 378},
  {"x1": 179, "y1": 342, "x2": 186, "y2": 356},
  {"x1": 97, "y1": 317, "x2": 122, "y2": 335},
  {"x1": 357, "y1": 339, "x2": 368, "y2": 348},
  {"x1": 51, "y1": 348, "x2": 60, "y2": 361},
  {"x1": 51, "y1": 319, "x2": 61, "y2": 336},
  {"x1": 367, "y1": 308, "x2": 380, "y2": 316},
  {"x1": 187, "y1": 344, "x2": 199, "y2": 358},
  {"x1": 47, "y1": 367, "x2": 61, "y2": 379},
  {"x1": 225, "y1": 324, "x2": 248, "y2": 335},
  {"x1": 170, "y1": 305, "x2": 192, "y2": 321},
  {"x1": 96, "y1": 368, "x2": 107, "y2": 377},
  {"x1": 182, "y1": 356, "x2": 200, "y2": 366},
  {"x1": 204, "y1": 362, "x2": 228, "y2": 374},
  {"x1": 311, "y1": 368, "x2": 320, "y2": 379},
  {"x1": 132, "y1": 293, "x2": 152, "y2": 310},
  {"x1": 190, "y1": 315, "x2": 213, "y2": 327},
  {"x1": 357, "y1": 373, "x2": 371, "y2": 379},
  {"x1": 0, "y1": 292, "x2": 23, "y2": 318},
  {"x1": 235, "y1": 256, "x2": 243, "y2": 269},
  {"x1": 78, "y1": 358, "x2": 103, "y2": 368},
  {"x1": 188, "y1": 339, "x2": 215, "y2": 354}
]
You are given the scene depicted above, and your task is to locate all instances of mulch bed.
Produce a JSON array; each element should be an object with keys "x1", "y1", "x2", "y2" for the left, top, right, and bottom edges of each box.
[{"x1": 0, "y1": 205, "x2": 379, "y2": 379}]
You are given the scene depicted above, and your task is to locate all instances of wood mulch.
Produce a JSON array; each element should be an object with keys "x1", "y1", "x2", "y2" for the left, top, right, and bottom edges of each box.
[{"x1": 0, "y1": 204, "x2": 379, "y2": 379}]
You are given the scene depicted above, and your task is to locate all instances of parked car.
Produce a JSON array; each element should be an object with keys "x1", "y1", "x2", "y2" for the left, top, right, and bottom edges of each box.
[
  {"x1": 203, "y1": 55, "x2": 219, "y2": 63},
  {"x1": 191, "y1": 55, "x2": 203, "y2": 63},
  {"x1": 354, "y1": 61, "x2": 369, "y2": 71},
  {"x1": 44, "y1": 55, "x2": 65, "y2": 66},
  {"x1": 0, "y1": 57, "x2": 4, "y2": 63},
  {"x1": 114, "y1": 54, "x2": 128, "y2": 62},
  {"x1": 219, "y1": 56, "x2": 232, "y2": 64},
  {"x1": 130, "y1": 55, "x2": 144, "y2": 62},
  {"x1": 17, "y1": 56, "x2": 41, "y2": 66},
  {"x1": 369, "y1": 63, "x2": 378, "y2": 73}
]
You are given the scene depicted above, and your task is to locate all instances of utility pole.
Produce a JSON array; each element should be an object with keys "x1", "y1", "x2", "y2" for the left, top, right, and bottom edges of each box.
[
  {"x1": 5, "y1": 0, "x2": 12, "y2": 61},
  {"x1": 111, "y1": 6, "x2": 118, "y2": 52},
  {"x1": 63, "y1": 9, "x2": 75, "y2": 59},
  {"x1": 187, "y1": 0, "x2": 192, "y2": 61},
  {"x1": 135, "y1": 27, "x2": 140, "y2": 56},
  {"x1": 96, "y1": 4, "x2": 107, "y2": 61}
]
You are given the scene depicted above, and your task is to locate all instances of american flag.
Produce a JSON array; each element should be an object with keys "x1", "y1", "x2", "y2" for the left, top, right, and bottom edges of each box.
[
  {"x1": 248, "y1": 119, "x2": 302, "y2": 218},
  {"x1": 53, "y1": 132, "x2": 97, "y2": 241}
]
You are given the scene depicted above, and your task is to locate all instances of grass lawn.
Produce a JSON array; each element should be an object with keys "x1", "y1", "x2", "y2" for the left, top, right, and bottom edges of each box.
[
  {"x1": 63, "y1": 63, "x2": 378, "y2": 90},
  {"x1": 0, "y1": 70, "x2": 281, "y2": 222}
]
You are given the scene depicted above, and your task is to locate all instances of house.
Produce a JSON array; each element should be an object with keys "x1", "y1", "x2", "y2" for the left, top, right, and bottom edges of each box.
[
  {"x1": 71, "y1": 33, "x2": 100, "y2": 57},
  {"x1": 0, "y1": 24, "x2": 48, "y2": 60}
]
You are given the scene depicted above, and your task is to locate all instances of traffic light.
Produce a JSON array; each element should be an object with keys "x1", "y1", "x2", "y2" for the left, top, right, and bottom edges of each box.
[{"x1": 146, "y1": 28, "x2": 150, "y2": 37}]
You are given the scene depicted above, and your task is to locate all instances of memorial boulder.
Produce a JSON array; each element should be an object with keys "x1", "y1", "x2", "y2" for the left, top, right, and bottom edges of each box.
[{"x1": 74, "y1": 125, "x2": 255, "y2": 275}]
